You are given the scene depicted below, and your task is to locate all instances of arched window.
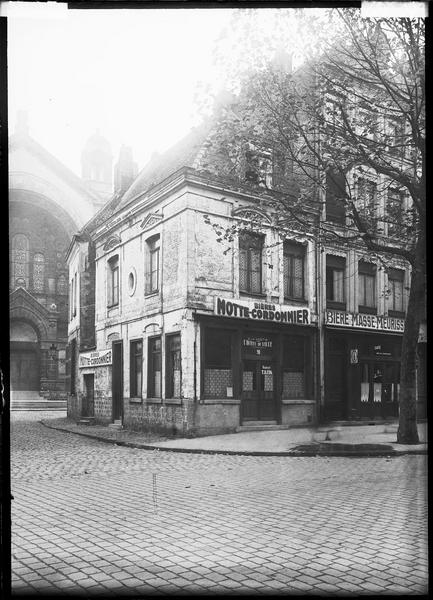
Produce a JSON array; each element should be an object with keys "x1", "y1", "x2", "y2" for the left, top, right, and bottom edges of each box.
[
  {"x1": 12, "y1": 234, "x2": 29, "y2": 289},
  {"x1": 57, "y1": 274, "x2": 67, "y2": 295},
  {"x1": 33, "y1": 253, "x2": 45, "y2": 292}
]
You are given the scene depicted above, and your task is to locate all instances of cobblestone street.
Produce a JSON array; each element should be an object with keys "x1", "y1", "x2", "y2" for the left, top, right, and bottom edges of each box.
[{"x1": 11, "y1": 412, "x2": 428, "y2": 596}]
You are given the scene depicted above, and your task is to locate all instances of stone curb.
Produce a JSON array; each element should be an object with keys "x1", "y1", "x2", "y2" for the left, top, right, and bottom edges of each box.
[{"x1": 40, "y1": 420, "x2": 428, "y2": 458}]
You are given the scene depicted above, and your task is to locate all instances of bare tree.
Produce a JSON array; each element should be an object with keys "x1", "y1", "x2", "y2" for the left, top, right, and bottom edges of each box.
[{"x1": 199, "y1": 10, "x2": 425, "y2": 443}]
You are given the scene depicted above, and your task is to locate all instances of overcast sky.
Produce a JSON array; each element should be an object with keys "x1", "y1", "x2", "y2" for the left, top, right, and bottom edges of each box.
[{"x1": 7, "y1": 5, "x2": 234, "y2": 176}]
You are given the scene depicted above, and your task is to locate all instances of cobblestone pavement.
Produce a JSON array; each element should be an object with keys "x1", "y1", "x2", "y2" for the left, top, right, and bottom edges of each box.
[{"x1": 11, "y1": 412, "x2": 428, "y2": 596}]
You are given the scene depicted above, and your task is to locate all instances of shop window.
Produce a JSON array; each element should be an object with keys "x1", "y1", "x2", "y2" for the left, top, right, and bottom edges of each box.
[
  {"x1": 282, "y1": 336, "x2": 306, "y2": 398},
  {"x1": 239, "y1": 232, "x2": 263, "y2": 295},
  {"x1": 283, "y1": 241, "x2": 305, "y2": 300},
  {"x1": 166, "y1": 334, "x2": 181, "y2": 398},
  {"x1": 12, "y1": 234, "x2": 29, "y2": 289},
  {"x1": 326, "y1": 255, "x2": 346, "y2": 308},
  {"x1": 386, "y1": 189, "x2": 404, "y2": 237},
  {"x1": 358, "y1": 261, "x2": 377, "y2": 313},
  {"x1": 245, "y1": 143, "x2": 273, "y2": 188},
  {"x1": 325, "y1": 170, "x2": 346, "y2": 224},
  {"x1": 147, "y1": 336, "x2": 161, "y2": 398},
  {"x1": 388, "y1": 268, "x2": 405, "y2": 316},
  {"x1": 107, "y1": 255, "x2": 119, "y2": 307},
  {"x1": 203, "y1": 329, "x2": 233, "y2": 398},
  {"x1": 32, "y1": 253, "x2": 45, "y2": 293},
  {"x1": 145, "y1": 234, "x2": 160, "y2": 295},
  {"x1": 130, "y1": 340, "x2": 143, "y2": 397}
]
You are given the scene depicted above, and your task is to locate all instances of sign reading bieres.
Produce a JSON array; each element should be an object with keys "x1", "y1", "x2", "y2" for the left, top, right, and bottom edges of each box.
[
  {"x1": 79, "y1": 349, "x2": 112, "y2": 368},
  {"x1": 325, "y1": 310, "x2": 405, "y2": 333},
  {"x1": 215, "y1": 297, "x2": 310, "y2": 325}
]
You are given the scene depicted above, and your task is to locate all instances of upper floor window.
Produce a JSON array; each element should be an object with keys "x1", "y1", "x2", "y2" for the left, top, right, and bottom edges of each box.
[
  {"x1": 283, "y1": 241, "x2": 305, "y2": 300},
  {"x1": 147, "y1": 336, "x2": 162, "y2": 398},
  {"x1": 357, "y1": 178, "x2": 377, "y2": 227},
  {"x1": 166, "y1": 334, "x2": 181, "y2": 399},
  {"x1": 130, "y1": 339, "x2": 143, "y2": 398},
  {"x1": 325, "y1": 170, "x2": 346, "y2": 224},
  {"x1": 358, "y1": 261, "x2": 376, "y2": 313},
  {"x1": 387, "y1": 118, "x2": 405, "y2": 157},
  {"x1": 245, "y1": 143, "x2": 273, "y2": 188},
  {"x1": 145, "y1": 234, "x2": 160, "y2": 295},
  {"x1": 32, "y1": 253, "x2": 45, "y2": 293},
  {"x1": 326, "y1": 255, "x2": 346, "y2": 308},
  {"x1": 386, "y1": 189, "x2": 404, "y2": 237},
  {"x1": 239, "y1": 232, "x2": 263, "y2": 295},
  {"x1": 388, "y1": 268, "x2": 405, "y2": 315},
  {"x1": 12, "y1": 234, "x2": 29, "y2": 289},
  {"x1": 107, "y1": 255, "x2": 119, "y2": 307}
]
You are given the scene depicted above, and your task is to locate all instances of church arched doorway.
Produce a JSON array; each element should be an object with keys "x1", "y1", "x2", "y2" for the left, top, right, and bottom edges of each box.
[{"x1": 10, "y1": 320, "x2": 40, "y2": 391}]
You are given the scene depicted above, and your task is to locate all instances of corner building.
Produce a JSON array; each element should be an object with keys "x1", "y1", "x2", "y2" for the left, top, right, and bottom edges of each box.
[{"x1": 67, "y1": 126, "x2": 319, "y2": 435}]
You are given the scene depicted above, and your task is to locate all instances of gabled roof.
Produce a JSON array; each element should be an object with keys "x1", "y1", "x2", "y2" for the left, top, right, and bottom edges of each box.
[
  {"x1": 9, "y1": 133, "x2": 102, "y2": 203},
  {"x1": 117, "y1": 121, "x2": 214, "y2": 210}
]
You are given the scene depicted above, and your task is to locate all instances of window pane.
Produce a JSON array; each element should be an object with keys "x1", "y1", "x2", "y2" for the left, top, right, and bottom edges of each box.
[
  {"x1": 292, "y1": 256, "x2": 303, "y2": 298},
  {"x1": 365, "y1": 274, "x2": 375, "y2": 307},
  {"x1": 250, "y1": 248, "x2": 261, "y2": 293},
  {"x1": 148, "y1": 337, "x2": 161, "y2": 398},
  {"x1": 282, "y1": 337, "x2": 305, "y2": 398},
  {"x1": 359, "y1": 273, "x2": 366, "y2": 305},
  {"x1": 333, "y1": 269, "x2": 344, "y2": 303}
]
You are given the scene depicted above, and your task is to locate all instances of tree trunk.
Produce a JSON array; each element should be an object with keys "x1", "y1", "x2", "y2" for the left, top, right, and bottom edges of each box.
[{"x1": 397, "y1": 234, "x2": 425, "y2": 444}]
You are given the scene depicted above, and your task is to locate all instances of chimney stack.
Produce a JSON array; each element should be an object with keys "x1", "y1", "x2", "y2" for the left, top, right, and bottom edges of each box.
[{"x1": 114, "y1": 145, "x2": 138, "y2": 195}]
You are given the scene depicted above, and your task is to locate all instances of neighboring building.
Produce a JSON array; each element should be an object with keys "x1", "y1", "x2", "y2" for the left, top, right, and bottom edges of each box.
[{"x1": 9, "y1": 114, "x2": 116, "y2": 403}]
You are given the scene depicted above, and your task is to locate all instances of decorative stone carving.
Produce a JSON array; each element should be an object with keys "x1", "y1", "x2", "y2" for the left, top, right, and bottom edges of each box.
[
  {"x1": 140, "y1": 213, "x2": 162, "y2": 231},
  {"x1": 232, "y1": 207, "x2": 272, "y2": 224},
  {"x1": 103, "y1": 235, "x2": 121, "y2": 251}
]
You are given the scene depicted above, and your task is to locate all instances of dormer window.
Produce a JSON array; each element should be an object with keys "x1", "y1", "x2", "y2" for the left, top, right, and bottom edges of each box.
[
  {"x1": 245, "y1": 143, "x2": 273, "y2": 188},
  {"x1": 107, "y1": 255, "x2": 119, "y2": 307}
]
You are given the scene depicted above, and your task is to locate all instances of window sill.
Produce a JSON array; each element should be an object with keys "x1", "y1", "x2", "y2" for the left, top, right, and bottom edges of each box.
[
  {"x1": 145, "y1": 291, "x2": 159, "y2": 298},
  {"x1": 239, "y1": 291, "x2": 266, "y2": 299},
  {"x1": 165, "y1": 398, "x2": 182, "y2": 405},
  {"x1": 129, "y1": 397, "x2": 142, "y2": 404},
  {"x1": 358, "y1": 306, "x2": 377, "y2": 315},
  {"x1": 388, "y1": 310, "x2": 405, "y2": 318},
  {"x1": 146, "y1": 397, "x2": 162, "y2": 404},
  {"x1": 284, "y1": 297, "x2": 307, "y2": 305},
  {"x1": 201, "y1": 398, "x2": 241, "y2": 405},
  {"x1": 326, "y1": 301, "x2": 346, "y2": 310},
  {"x1": 282, "y1": 399, "x2": 315, "y2": 405}
]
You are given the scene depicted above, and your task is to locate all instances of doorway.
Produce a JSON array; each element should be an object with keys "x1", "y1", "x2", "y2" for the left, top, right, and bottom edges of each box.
[
  {"x1": 10, "y1": 348, "x2": 39, "y2": 390},
  {"x1": 112, "y1": 341, "x2": 123, "y2": 421},
  {"x1": 359, "y1": 361, "x2": 399, "y2": 419},
  {"x1": 241, "y1": 360, "x2": 276, "y2": 422},
  {"x1": 83, "y1": 373, "x2": 95, "y2": 417}
]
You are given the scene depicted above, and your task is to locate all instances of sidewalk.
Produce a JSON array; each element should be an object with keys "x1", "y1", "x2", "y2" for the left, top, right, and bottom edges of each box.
[{"x1": 41, "y1": 417, "x2": 428, "y2": 457}]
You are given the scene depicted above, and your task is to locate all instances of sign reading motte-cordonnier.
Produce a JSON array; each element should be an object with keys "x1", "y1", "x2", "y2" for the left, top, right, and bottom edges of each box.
[
  {"x1": 215, "y1": 297, "x2": 311, "y2": 325},
  {"x1": 79, "y1": 349, "x2": 112, "y2": 368},
  {"x1": 325, "y1": 310, "x2": 405, "y2": 333}
]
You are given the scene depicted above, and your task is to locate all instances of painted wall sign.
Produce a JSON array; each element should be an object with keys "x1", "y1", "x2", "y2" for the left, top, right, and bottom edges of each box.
[
  {"x1": 215, "y1": 297, "x2": 311, "y2": 325},
  {"x1": 79, "y1": 349, "x2": 112, "y2": 368},
  {"x1": 325, "y1": 310, "x2": 404, "y2": 333}
]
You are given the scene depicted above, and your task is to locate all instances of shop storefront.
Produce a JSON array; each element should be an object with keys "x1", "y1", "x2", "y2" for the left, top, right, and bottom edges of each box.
[
  {"x1": 324, "y1": 309, "x2": 404, "y2": 421},
  {"x1": 198, "y1": 297, "x2": 318, "y2": 426}
]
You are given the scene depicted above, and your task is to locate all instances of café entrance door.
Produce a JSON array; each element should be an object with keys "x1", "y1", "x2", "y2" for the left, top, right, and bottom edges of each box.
[
  {"x1": 241, "y1": 360, "x2": 277, "y2": 422},
  {"x1": 359, "y1": 361, "x2": 399, "y2": 419}
]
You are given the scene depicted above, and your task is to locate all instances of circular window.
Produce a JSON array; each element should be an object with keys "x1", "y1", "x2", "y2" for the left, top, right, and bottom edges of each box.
[{"x1": 128, "y1": 268, "x2": 137, "y2": 296}]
